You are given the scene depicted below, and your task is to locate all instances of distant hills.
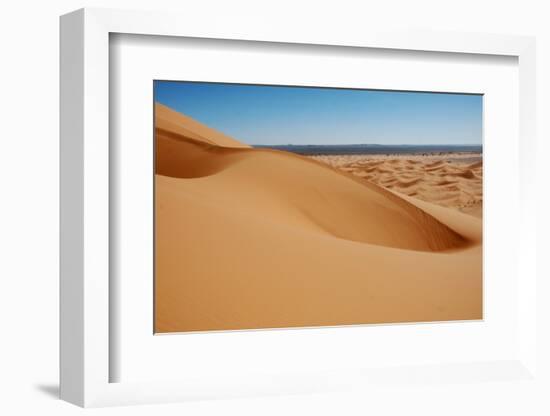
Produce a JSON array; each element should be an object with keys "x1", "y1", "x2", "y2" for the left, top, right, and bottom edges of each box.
[{"x1": 252, "y1": 144, "x2": 482, "y2": 156}]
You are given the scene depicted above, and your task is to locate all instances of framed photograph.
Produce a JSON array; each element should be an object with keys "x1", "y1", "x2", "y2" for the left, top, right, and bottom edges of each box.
[{"x1": 60, "y1": 8, "x2": 538, "y2": 407}]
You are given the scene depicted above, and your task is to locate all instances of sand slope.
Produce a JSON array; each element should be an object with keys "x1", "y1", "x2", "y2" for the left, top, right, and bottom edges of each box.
[
  {"x1": 156, "y1": 103, "x2": 250, "y2": 148},
  {"x1": 312, "y1": 154, "x2": 483, "y2": 218},
  {"x1": 155, "y1": 104, "x2": 482, "y2": 333}
]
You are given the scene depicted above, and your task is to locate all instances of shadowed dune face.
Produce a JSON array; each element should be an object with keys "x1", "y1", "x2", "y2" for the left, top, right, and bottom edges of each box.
[{"x1": 154, "y1": 103, "x2": 482, "y2": 333}]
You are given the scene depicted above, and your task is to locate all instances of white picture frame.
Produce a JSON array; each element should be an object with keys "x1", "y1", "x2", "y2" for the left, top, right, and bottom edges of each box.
[{"x1": 60, "y1": 7, "x2": 538, "y2": 407}]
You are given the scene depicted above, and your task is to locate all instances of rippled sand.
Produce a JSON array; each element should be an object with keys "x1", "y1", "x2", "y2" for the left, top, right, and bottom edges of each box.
[{"x1": 310, "y1": 154, "x2": 482, "y2": 218}]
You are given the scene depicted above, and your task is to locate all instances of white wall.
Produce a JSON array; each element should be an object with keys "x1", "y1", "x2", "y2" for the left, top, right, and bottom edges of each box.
[{"x1": 1, "y1": 0, "x2": 548, "y2": 414}]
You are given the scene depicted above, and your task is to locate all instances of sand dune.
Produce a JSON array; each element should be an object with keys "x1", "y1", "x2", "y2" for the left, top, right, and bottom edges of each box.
[
  {"x1": 312, "y1": 154, "x2": 483, "y2": 218},
  {"x1": 155, "y1": 103, "x2": 482, "y2": 333},
  {"x1": 156, "y1": 103, "x2": 250, "y2": 149}
]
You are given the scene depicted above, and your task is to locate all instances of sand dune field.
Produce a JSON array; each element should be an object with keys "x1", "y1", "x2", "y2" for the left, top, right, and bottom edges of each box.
[
  {"x1": 154, "y1": 103, "x2": 482, "y2": 333},
  {"x1": 311, "y1": 154, "x2": 483, "y2": 218}
]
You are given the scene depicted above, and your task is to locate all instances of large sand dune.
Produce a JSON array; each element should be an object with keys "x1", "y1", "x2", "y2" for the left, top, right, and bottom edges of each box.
[{"x1": 155, "y1": 103, "x2": 482, "y2": 333}]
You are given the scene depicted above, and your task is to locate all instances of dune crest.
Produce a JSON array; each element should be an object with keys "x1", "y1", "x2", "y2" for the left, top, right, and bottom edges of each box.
[
  {"x1": 155, "y1": 102, "x2": 250, "y2": 148},
  {"x1": 155, "y1": 104, "x2": 482, "y2": 333}
]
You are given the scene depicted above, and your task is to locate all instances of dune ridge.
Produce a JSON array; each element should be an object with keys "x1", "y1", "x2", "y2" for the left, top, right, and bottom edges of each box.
[
  {"x1": 154, "y1": 103, "x2": 482, "y2": 333},
  {"x1": 156, "y1": 103, "x2": 250, "y2": 148}
]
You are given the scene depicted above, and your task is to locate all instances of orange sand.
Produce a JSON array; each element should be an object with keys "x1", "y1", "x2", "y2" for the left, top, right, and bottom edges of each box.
[
  {"x1": 154, "y1": 103, "x2": 482, "y2": 333},
  {"x1": 311, "y1": 154, "x2": 483, "y2": 218}
]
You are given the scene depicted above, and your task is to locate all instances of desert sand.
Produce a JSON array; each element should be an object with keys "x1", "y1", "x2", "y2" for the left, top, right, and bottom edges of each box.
[
  {"x1": 311, "y1": 154, "x2": 483, "y2": 218},
  {"x1": 155, "y1": 103, "x2": 482, "y2": 333}
]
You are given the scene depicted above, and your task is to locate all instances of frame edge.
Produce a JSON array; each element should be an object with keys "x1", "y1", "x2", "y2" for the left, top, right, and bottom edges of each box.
[
  {"x1": 59, "y1": 8, "x2": 85, "y2": 407},
  {"x1": 58, "y1": 6, "x2": 539, "y2": 407}
]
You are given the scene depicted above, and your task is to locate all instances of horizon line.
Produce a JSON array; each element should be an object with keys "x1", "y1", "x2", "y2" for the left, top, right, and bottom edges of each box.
[{"x1": 250, "y1": 143, "x2": 483, "y2": 147}]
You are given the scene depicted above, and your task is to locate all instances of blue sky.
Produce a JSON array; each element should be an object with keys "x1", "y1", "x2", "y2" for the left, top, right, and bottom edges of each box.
[{"x1": 154, "y1": 81, "x2": 482, "y2": 146}]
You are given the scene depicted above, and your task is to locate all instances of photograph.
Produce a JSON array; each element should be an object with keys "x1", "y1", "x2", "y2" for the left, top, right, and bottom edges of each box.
[{"x1": 154, "y1": 81, "x2": 483, "y2": 333}]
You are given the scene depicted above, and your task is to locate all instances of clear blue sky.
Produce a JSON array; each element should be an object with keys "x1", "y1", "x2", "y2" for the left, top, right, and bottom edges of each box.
[{"x1": 154, "y1": 81, "x2": 482, "y2": 146}]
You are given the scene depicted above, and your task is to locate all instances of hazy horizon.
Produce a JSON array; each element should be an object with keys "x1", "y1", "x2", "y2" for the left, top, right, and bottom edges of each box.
[{"x1": 154, "y1": 81, "x2": 483, "y2": 146}]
